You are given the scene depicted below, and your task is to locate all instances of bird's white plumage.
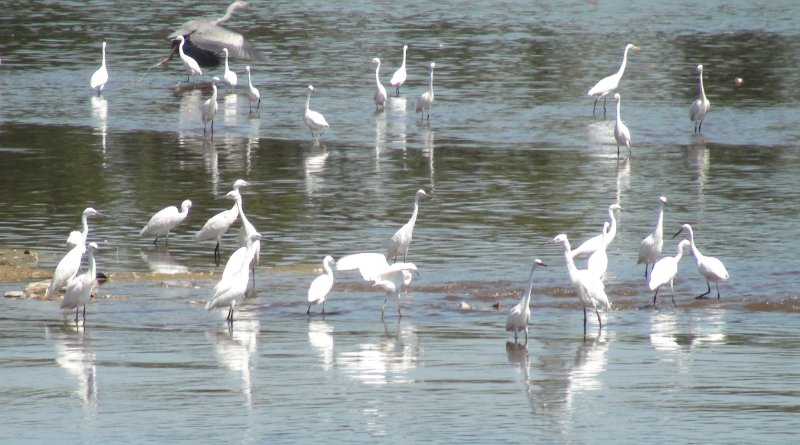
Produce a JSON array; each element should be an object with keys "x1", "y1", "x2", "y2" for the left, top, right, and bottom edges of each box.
[
  {"x1": 587, "y1": 222, "x2": 609, "y2": 279},
  {"x1": 206, "y1": 232, "x2": 261, "y2": 321},
  {"x1": 176, "y1": 35, "x2": 202, "y2": 81},
  {"x1": 90, "y1": 42, "x2": 108, "y2": 95},
  {"x1": 389, "y1": 45, "x2": 408, "y2": 95},
  {"x1": 415, "y1": 62, "x2": 436, "y2": 120},
  {"x1": 336, "y1": 253, "x2": 417, "y2": 318},
  {"x1": 65, "y1": 207, "x2": 102, "y2": 250},
  {"x1": 674, "y1": 223, "x2": 730, "y2": 298},
  {"x1": 648, "y1": 240, "x2": 691, "y2": 305},
  {"x1": 638, "y1": 196, "x2": 668, "y2": 278},
  {"x1": 587, "y1": 43, "x2": 639, "y2": 99},
  {"x1": 222, "y1": 48, "x2": 237, "y2": 90},
  {"x1": 245, "y1": 65, "x2": 260, "y2": 112},
  {"x1": 167, "y1": 1, "x2": 259, "y2": 64},
  {"x1": 613, "y1": 93, "x2": 631, "y2": 158},
  {"x1": 372, "y1": 57, "x2": 387, "y2": 109},
  {"x1": 200, "y1": 77, "x2": 220, "y2": 134},
  {"x1": 570, "y1": 204, "x2": 623, "y2": 259},
  {"x1": 690, "y1": 64, "x2": 711, "y2": 132},
  {"x1": 47, "y1": 244, "x2": 85, "y2": 298},
  {"x1": 307, "y1": 256, "x2": 336, "y2": 311},
  {"x1": 387, "y1": 189, "x2": 429, "y2": 263},
  {"x1": 140, "y1": 199, "x2": 192, "y2": 243},
  {"x1": 304, "y1": 85, "x2": 330, "y2": 142},
  {"x1": 61, "y1": 243, "x2": 99, "y2": 317},
  {"x1": 506, "y1": 258, "x2": 545, "y2": 343}
]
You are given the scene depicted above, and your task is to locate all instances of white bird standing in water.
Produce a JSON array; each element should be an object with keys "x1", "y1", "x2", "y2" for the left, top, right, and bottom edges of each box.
[
  {"x1": 175, "y1": 35, "x2": 202, "y2": 82},
  {"x1": 587, "y1": 43, "x2": 640, "y2": 118},
  {"x1": 587, "y1": 222, "x2": 609, "y2": 279},
  {"x1": 195, "y1": 180, "x2": 248, "y2": 265},
  {"x1": 336, "y1": 252, "x2": 418, "y2": 320},
  {"x1": 200, "y1": 77, "x2": 220, "y2": 135},
  {"x1": 90, "y1": 41, "x2": 108, "y2": 96},
  {"x1": 673, "y1": 223, "x2": 730, "y2": 299},
  {"x1": 206, "y1": 232, "x2": 262, "y2": 324},
  {"x1": 307, "y1": 256, "x2": 336, "y2": 314},
  {"x1": 415, "y1": 62, "x2": 436, "y2": 121},
  {"x1": 389, "y1": 45, "x2": 408, "y2": 96},
  {"x1": 61, "y1": 242, "x2": 100, "y2": 324},
  {"x1": 547, "y1": 234, "x2": 611, "y2": 336},
  {"x1": 245, "y1": 65, "x2": 260, "y2": 113},
  {"x1": 638, "y1": 196, "x2": 668, "y2": 279},
  {"x1": 690, "y1": 64, "x2": 711, "y2": 133},
  {"x1": 140, "y1": 199, "x2": 192, "y2": 246},
  {"x1": 304, "y1": 85, "x2": 330, "y2": 142},
  {"x1": 372, "y1": 57, "x2": 387, "y2": 110},
  {"x1": 47, "y1": 244, "x2": 85, "y2": 299},
  {"x1": 387, "y1": 189, "x2": 430, "y2": 263},
  {"x1": 570, "y1": 204, "x2": 623, "y2": 259},
  {"x1": 230, "y1": 182, "x2": 260, "y2": 278},
  {"x1": 649, "y1": 240, "x2": 691, "y2": 306},
  {"x1": 221, "y1": 48, "x2": 237, "y2": 91},
  {"x1": 613, "y1": 93, "x2": 631, "y2": 158},
  {"x1": 506, "y1": 258, "x2": 546, "y2": 344},
  {"x1": 66, "y1": 207, "x2": 103, "y2": 250}
]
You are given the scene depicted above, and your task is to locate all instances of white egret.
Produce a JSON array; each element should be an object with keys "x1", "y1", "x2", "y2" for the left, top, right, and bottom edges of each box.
[
  {"x1": 506, "y1": 258, "x2": 546, "y2": 344},
  {"x1": 307, "y1": 256, "x2": 336, "y2": 315},
  {"x1": 389, "y1": 45, "x2": 408, "y2": 96},
  {"x1": 201, "y1": 77, "x2": 220, "y2": 135},
  {"x1": 690, "y1": 64, "x2": 711, "y2": 133},
  {"x1": 61, "y1": 243, "x2": 100, "y2": 324},
  {"x1": 221, "y1": 48, "x2": 237, "y2": 91},
  {"x1": 195, "y1": 198, "x2": 238, "y2": 266},
  {"x1": 613, "y1": 93, "x2": 631, "y2": 158},
  {"x1": 649, "y1": 240, "x2": 691, "y2": 306},
  {"x1": 140, "y1": 199, "x2": 192, "y2": 246},
  {"x1": 673, "y1": 223, "x2": 730, "y2": 299},
  {"x1": 46, "y1": 244, "x2": 85, "y2": 299},
  {"x1": 304, "y1": 85, "x2": 330, "y2": 142},
  {"x1": 66, "y1": 207, "x2": 102, "y2": 250},
  {"x1": 161, "y1": 1, "x2": 260, "y2": 69},
  {"x1": 175, "y1": 35, "x2": 202, "y2": 83},
  {"x1": 587, "y1": 222, "x2": 609, "y2": 279},
  {"x1": 230, "y1": 183, "x2": 260, "y2": 279},
  {"x1": 415, "y1": 62, "x2": 436, "y2": 122},
  {"x1": 90, "y1": 42, "x2": 108, "y2": 96},
  {"x1": 387, "y1": 189, "x2": 430, "y2": 263},
  {"x1": 336, "y1": 252, "x2": 418, "y2": 319},
  {"x1": 206, "y1": 232, "x2": 262, "y2": 323},
  {"x1": 547, "y1": 234, "x2": 611, "y2": 336},
  {"x1": 570, "y1": 204, "x2": 623, "y2": 259},
  {"x1": 245, "y1": 65, "x2": 260, "y2": 113},
  {"x1": 587, "y1": 43, "x2": 640, "y2": 118},
  {"x1": 372, "y1": 57, "x2": 387, "y2": 110},
  {"x1": 638, "y1": 196, "x2": 668, "y2": 279}
]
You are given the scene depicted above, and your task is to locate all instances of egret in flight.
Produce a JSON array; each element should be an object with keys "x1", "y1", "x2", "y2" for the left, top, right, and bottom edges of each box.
[
  {"x1": 506, "y1": 258, "x2": 546, "y2": 344},
  {"x1": 587, "y1": 43, "x2": 640, "y2": 118},
  {"x1": 221, "y1": 48, "x2": 238, "y2": 92},
  {"x1": 160, "y1": 1, "x2": 260, "y2": 69},
  {"x1": 372, "y1": 57, "x2": 387, "y2": 110},
  {"x1": 140, "y1": 199, "x2": 192, "y2": 246},
  {"x1": 245, "y1": 65, "x2": 260, "y2": 113},
  {"x1": 649, "y1": 240, "x2": 691, "y2": 306},
  {"x1": 415, "y1": 62, "x2": 436, "y2": 122},
  {"x1": 690, "y1": 64, "x2": 711, "y2": 133},
  {"x1": 613, "y1": 93, "x2": 631, "y2": 158},
  {"x1": 206, "y1": 232, "x2": 262, "y2": 324},
  {"x1": 673, "y1": 224, "x2": 730, "y2": 299},
  {"x1": 201, "y1": 77, "x2": 220, "y2": 135},
  {"x1": 570, "y1": 204, "x2": 623, "y2": 259},
  {"x1": 387, "y1": 189, "x2": 430, "y2": 263},
  {"x1": 336, "y1": 252, "x2": 418, "y2": 320},
  {"x1": 304, "y1": 85, "x2": 330, "y2": 142},
  {"x1": 638, "y1": 196, "x2": 668, "y2": 279},
  {"x1": 175, "y1": 35, "x2": 202, "y2": 83},
  {"x1": 90, "y1": 41, "x2": 108, "y2": 96},
  {"x1": 547, "y1": 234, "x2": 611, "y2": 336},
  {"x1": 61, "y1": 242, "x2": 100, "y2": 324},
  {"x1": 307, "y1": 256, "x2": 336, "y2": 315},
  {"x1": 66, "y1": 207, "x2": 103, "y2": 250},
  {"x1": 389, "y1": 45, "x2": 408, "y2": 96}
]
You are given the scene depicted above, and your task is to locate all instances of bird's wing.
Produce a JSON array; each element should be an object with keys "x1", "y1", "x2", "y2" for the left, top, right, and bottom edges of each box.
[
  {"x1": 308, "y1": 275, "x2": 333, "y2": 304},
  {"x1": 336, "y1": 253, "x2": 389, "y2": 281},
  {"x1": 587, "y1": 74, "x2": 618, "y2": 97},
  {"x1": 141, "y1": 207, "x2": 178, "y2": 236},
  {"x1": 570, "y1": 234, "x2": 601, "y2": 259},
  {"x1": 580, "y1": 273, "x2": 610, "y2": 310},
  {"x1": 189, "y1": 23, "x2": 262, "y2": 61},
  {"x1": 648, "y1": 258, "x2": 675, "y2": 291},
  {"x1": 220, "y1": 246, "x2": 248, "y2": 282}
]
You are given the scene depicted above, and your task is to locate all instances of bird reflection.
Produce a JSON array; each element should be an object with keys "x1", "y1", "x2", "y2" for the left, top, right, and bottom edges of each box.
[
  {"x1": 308, "y1": 319, "x2": 334, "y2": 370},
  {"x1": 90, "y1": 95, "x2": 108, "y2": 162},
  {"x1": 565, "y1": 332, "x2": 610, "y2": 411},
  {"x1": 421, "y1": 126, "x2": 436, "y2": 193},
  {"x1": 202, "y1": 137, "x2": 220, "y2": 193},
  {"x1": 687, "y1": 134, "x2": 710, "y2": 209},
  {"x1": 139, "y1": 248, "x2": 189, "y2": 274},
  {"x1": 177, "y1": 88, "x2": 204, "y2": 134},
  {"x1": 304, "y1": 147, "x2": 329, "y2": 197},
  {"x1": 649, "y1": 308, "x2": 726, "y2": 360},
  {"x1": 387, "y1": 96, "x2": 408, "y2": 152},
  {"x1": 337, "y1": 319, "x2": 419, "y2": 385},
  {"x1": 206, "y1": 307, "x2": 259, "y2": 407},
  {"x1": 585, "y1": 119, "x2": 616, "y2": 156},
  {"x1": 506, "y1": 341, "x2": 541, "y2": 417},
  {"x1": 46, "y1": 324, "x2": 97, "y2": 413},
  {"x1": 246, "y1": 117, "x2": 260, "y2": 175},
  {"x1": 223, "y1": 93, "x2": 238, "y2": 126}
]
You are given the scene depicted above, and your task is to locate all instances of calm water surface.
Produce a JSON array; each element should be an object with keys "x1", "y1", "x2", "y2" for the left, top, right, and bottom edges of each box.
[{"x1": 1, "y1": 0, "x2": 799, "y2": 443}]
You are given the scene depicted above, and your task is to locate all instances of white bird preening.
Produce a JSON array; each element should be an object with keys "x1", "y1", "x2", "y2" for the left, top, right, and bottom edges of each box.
[
  {"x1": 304, "y1": 85, "x2": 330, "y2": 143},
  {"x1": 613, "y1": 93, "x2": 631, "y2": 159},
  {"x1": 66, "y1": 207, "x2": 103, "y2": 250},
  {"x1": 336, "y1": 252, "x2": 419, "y2": 320},
  {"x1": 387, "y1": 189, "x2": 430, "y2": 263},
  {"x1": 587, "y1": 43, "x2": 640, "y2": 118},
  {"x1": 506, "y1": 258, "x2": 546, "y2": 344},
  {"x1": 638, "y1": 196, "x2": 668, "y2": 279},
  {"x1": 221, "y1": 48, "x2": 238, "y2": 92},
  {"x1": 415, "y1": 62, "x2": 436, "y2": 122},
  {"x1": 570, "y1": 203, "x2": 623, "y2": 259},
  {"x1": 586, "y1": 222, "x2": 609, "y2": 279},
  {"x1": 175, "y1": 35, "x2": 202, "y2": 83},
  {"x1": 90, "y1": 41, "x2": 108, "y2": 96},
  {"x1": 372, "y1": 57, "x2": 387, "y2": 110},
  {"x1": 245, "y1": 65, "x2": 260, "y2": 113},
  {"x1": 307, "y1": 256, "x2": 336, "y2": 315},
  {"x1": 195, "y1": 180, "x2": 248, "y2": 265},
  {"x1": 690, "y1": 64, "x2": 711, "y2": 133},
  {"x1": 61, "y1": 242, "x2": 100, "y2": 324},
  {"x1": 673, "y1": 223, "x2": 730, "y2": 299},
  {"x1": 547, "y1": 234, "x2": 611, "y2": 337},
  {"x1": 389, "y1": 44, "x2": 408, "y2": 96},
  {"x1": 649, "y1": 240, "x2": 691, "y2": 306},
  {"x1": 206, "y1": 232, "x2": 262, "y2": 324},
  {"x1": 200, "y1": 77, "x2": 220, "y2": 135},
  {"x1": 140, "y1": 199, "x2": 192, "y2": 246}
]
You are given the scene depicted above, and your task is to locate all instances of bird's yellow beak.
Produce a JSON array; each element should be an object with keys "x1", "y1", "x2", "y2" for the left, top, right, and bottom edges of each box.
[{"x1": 632, "y1": 45, "x2": 642, "y2": 51}]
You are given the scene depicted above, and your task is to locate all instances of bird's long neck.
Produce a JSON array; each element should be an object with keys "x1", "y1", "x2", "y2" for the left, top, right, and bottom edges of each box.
[
  {"x1": 698, "y1": 70, "x2": 706, "y2": 99},
  {"x1": 87, "y1": 249, "x2": 97, "y2": 278},
  {"x1": 685, "y1": 227, "x2": 702, "y2": 258},
  {"x1": 408, "y1": 197, "x2": 420, "y2": 227},
  {"x1": 401, "y1": 48, "x2": 407, "y2": 68},
  {"x1": 615, "y1": 97, "x2": 622, "y2": 121},
  {"x1": 608, "y1": 208, "x2": 618, "y2": 239},
  {"x1": 217, "y1": 2, "x2": 240, "y2": 24},
  {"x1": 101, "y1": 44, "x2": 106, "y2": 67},
  {"x1": 561, "y1": 241, "x2": 579, "y2": 283},
  {"x1": 374, "y1": 63, "x2": 381, "y2": 85},
  {"x1": 211, "y1": 84, "x2": 217, "y2": 101},
  {"x1": 178, "y1": 39, "x2": 186, "y2": 57},
  {"x1": 521, "y1": 265, "x2": 536, "y2": 309},
  {"x1": 247, "y1": 70, "x2": 252, "y2": 86},
  {"x1": 428, "y1": 69, "x2": 434, "y2": 95},
  {"x1": 323, "y1": 260, "x2": 333, "y2": 277},
  {"x1": 224, "y1": 52, "x2": 230, "y2": 71},
  {"x1": 235, "y1": 196, "x2": 251, "y2": 227},
  {"x1": 617, "y1": 46, "x2": 630, "y2": 77},
  {"x1": 655, "y1": 206, "x2": 664, "y2": 236},
  {"x1": 180, "y1": 204, "x2": 190, "y2": 218},
  {"x1": 80, "y1": 214, "x2": 90, "y2": 241},
  {"x1": 305, "y1": 91, "x2": 311, "y2": 111}
]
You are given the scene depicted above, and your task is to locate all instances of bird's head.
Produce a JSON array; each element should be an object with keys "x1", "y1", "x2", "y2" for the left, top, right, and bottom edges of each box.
[
  {"x1": 672, "y1": 223, "x2": 692, "y2": 239},
  {"x1": 627, "y1": 43, "x2": 641, "y2": 52},
  {"x1": 84, "y1": 207, "x2": 103, "y2": 218},
  {"x1": 232, "y1": 179, "x2": 250, "y2": 190},
  {"x1": 533, "y1": 258, "x2": 546, "y2": 267},
  {"x1": 308, "y1": 85, "x2": 315, "y2": 93},
  {"x1": 546, "y1": 234, "x2": 569, "y2": 246},
  {"x1": 658, "y1": 196, "x2": 668, "y2": 207},
  {"x1": 614, "y1": 92, "x2": 621, "y2": 101},
  {"x1": 696, "y1": 64, "x2": 704, "y2": 73},
  {"x1": 430, "y1": 62, "x2": 436, "y2": 70},
  {"x1": 609, "y1": 203, "x2": 624, "y2": 212},
  {"x1": 181, "y1": 199, "x2": 193, "y2": 210},
  {"x1": 88, "y1": 242, "x2": 100, "y2": 251},
  {"x1": 372, "y1": 57, "x2": 381, "y2": 64}
]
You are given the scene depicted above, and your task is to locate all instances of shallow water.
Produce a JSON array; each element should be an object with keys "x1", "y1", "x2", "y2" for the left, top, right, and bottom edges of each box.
[{"x1": 1, "y1": 0, "x2": 800, "y2": 443}]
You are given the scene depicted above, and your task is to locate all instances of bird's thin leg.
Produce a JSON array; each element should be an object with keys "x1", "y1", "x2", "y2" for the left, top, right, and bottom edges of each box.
[
  {"x1": 627, "y1": 145, "x2": 632, "y2": 159},
  {"x1": 596, "y1": 309, "x2": 602, "y2": 330},
  {"x1": 322, "y1": 302, "x2": 326, "y2": 315},
  {"x1": 696, "y1": 281, "x2": 711, "y2": 300},
  {"x1": 670, "y1": 281, "x2": 676, "y2": 307},
  {"x1": 592, "y1": 98, "x2": 598, "y2": 117},
  {"x1": 249, "y1": 102, "x2": 252, "y2": 114},
  {"x1": 381, "y1": 294, "x2": 389, "y2": 321},
  {"x1": 583, "y1": 307, "x2": 587, "y2": 337},
  {"x1": 395, "y1": 86, "x2": 400, "y2": 97},
  {"x1": 256, "y1": 99, "x2": 261, "y2": 111},
  {"x1": 643, "y1": 263, "x2": 649, "y2": 278},
  {"x1": 306, "y1": 305, "x2": 311, "y2": 315},
  {"x1": 165, "y1": 233, "x2": 169, "y2": 246},
  {"x1": 226, "y1": 305, "x2": 234, "y2": 322},
  {"x1": 653, "y1": 287, "x2": 659, "y2": 306},
  {"x1": 153, "y1": 236, "x2": 159, "y2": 246},
  {"x1": 514, "y1": 331, "x2": 518, "y2": 342},
  {"x1": 524, "y1": 328, "x2": 528, "y2": 345},
  {"x1": 397, "y1": 294, "x2": 403, "y2": 318},
  {"x1": 715, "y1": 282, "x2": 721, "y2": 300},
  {"x1": 699, "y1": 120, "x2": 703, "y2": 133},
  {"x1": 75, "y1": 308, "x2": 79, "y2": 325},
  {"x1": 602, "y1": 96, "x2": 607, "y2": 118},
  {"x1": 211, "y1": 119, "x2": 214, "y2": 135},
  {"x1": 214, "y1": 242, "x2": 220, "y2": 266}
]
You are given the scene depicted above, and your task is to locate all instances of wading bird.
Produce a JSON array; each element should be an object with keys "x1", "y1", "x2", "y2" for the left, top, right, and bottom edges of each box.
[
  {"x1": 415, "y1": 62, "x2": 436, "y2": 121},
  {"x1": 638, "y1": 196, "x2": 668, "y2": 279},
  {"x1": 245, "y1": 65, "x2": 260, "y2": 113},
  {"x1": 66, "y1": 207, "x2": 103, "y2": 250},
  {"x1": 47, "y1": 244, "x2": 85, "y2": 299},
  {"x1": 175, "y1": 35, "x2": 202, "y2": 83},
  {"x1": 304, "y1": 85, "x2": 330, "y2": 142},
  {"x1": 673, "y1": 223, "x2": 730, "y2": 299},
  {"x1": 387, "y1": 189, "x2": 430, "y2": 263},
  {"x1": 506, "y1": 258, "x2": 546, "y2": 344},
  {"x1": 570, "y1": 204, "x2": 623, "y2": 259},
  {"x1": 221, "y1": 48, "x2": 237, "y2": 92},
  {"x1": 206, "y1": 232, "x2": 262, "y2": 324},
  {"x1": 201, "y1": 77, "x2": 220, "y2": 135},
  {"x1": 372, "y1": 57, "x2": 387, "y2": 110},
  {"x1": 587, "y1": 222, "x2": 609, "y2": 279},
  {"x1": 649, "y1": 240, "x2": 691, "y2": 306},
  {"x1": 336, "y1": 252, "x2": 418, "y2": 320},
  {"x1": 195, "y1": 185, "x2": 245, "y2": 266},
  {"x1": 61, "y1": 243, "x2": 100, "y2": 324},
  {"x1": 389, "y1": 45, "x2": 408, "y2": 96},
  {"x1": 613, "y1": 93, "x2": 631, "y2": 158},
  {"x1": 140, "y1": 199, "x2": 192, "y2": 246},
  {"x1": 690, "y1": 64, "x2": 710, "y2": 133},
  {"x1": 90, "y1": 42, "x2": 108, "y2": 96},
  {"x1": 307, "y1": 256, "x2": 336, "y2": 315},
  {"x1": 588, "y1": 43, "x2": 640, "y2": 117}
]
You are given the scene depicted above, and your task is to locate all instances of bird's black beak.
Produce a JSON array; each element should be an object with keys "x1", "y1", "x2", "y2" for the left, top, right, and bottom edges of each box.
[{"x1": 672, "y1": 228, "x2": 683, "y2": 239}]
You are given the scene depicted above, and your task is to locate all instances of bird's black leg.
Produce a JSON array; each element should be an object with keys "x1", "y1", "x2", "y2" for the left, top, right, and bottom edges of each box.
[
  {"x1": 592, "y1": 98, "x2": 598, "y2": 117},
  {"x1": 696, "y1": 281, "x2": 711, "y2": 299},
  {"x1": 617, "y1": 144, "x2": 620, "y2": 159},
  {"x1": 583, "y1": 307, "x2": 587, "y2": 337},
  {"x1": 644, "y1": 263, "x2": 648, "y2": 278},
  {"x1": 153, "y1": 236, "x2": 159, "y2": 246},
  {"x1": 322, "y1": 302, "x2": 325, "y2": 315},
  {"x1": 307, "y1": 305, "x2": 311, "y2": 315},
  {"x1": 653, "y1": 287, "x2": 659, "y2": 306},
  {"x1": 596, "y1": 309, "x2": 602, "y2": 330},
  {"x1": 75, "y1": 308, "x2": 79, "y2": 325},
  {"x1": 214, "y1": 242, "x2": 220, "y2": 266},
  {"x1": 603, "y1": 96, "x2": 607, "y2": 118},
  {"x1": 715, "y1": 282, "x2": 721, "y2": 300},
  {"x1": 670, "y1": 283, "x2": 676, "y2": 307}
]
